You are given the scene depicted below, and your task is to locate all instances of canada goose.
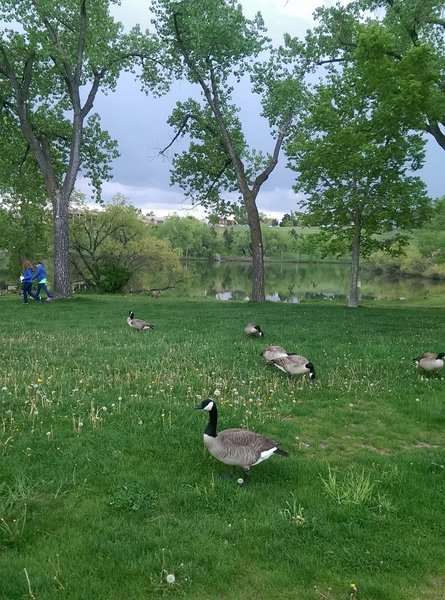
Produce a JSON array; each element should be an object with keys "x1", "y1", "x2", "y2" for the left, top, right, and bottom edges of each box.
[
  {"x1": 195, "y1": 398, "x2": 288, "y2": 479},
  {"x1": 262, "y1": 345, "x2": 288, "y2": 364},
  {"x1": 413, "y1": 352, "x2": 445, "y2": 372},
  {"x1": 127, "y1": 310, "x2": 154, "y2": 331},
  {"x1": 244, "y1": 323, "x2": 264, "y2": 337},
  {"x1": 271, "y1": 354, "x2": 316, "y2": 381}
]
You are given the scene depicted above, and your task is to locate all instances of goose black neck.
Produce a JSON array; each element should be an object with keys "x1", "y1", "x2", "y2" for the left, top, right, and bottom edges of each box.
[{"x1": 205, "y1": 404, "x2": 218, "y2": 437}]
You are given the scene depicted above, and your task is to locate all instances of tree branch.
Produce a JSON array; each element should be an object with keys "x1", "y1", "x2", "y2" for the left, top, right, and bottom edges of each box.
[
  {"x1": 252, "y1": 124, "x2": 288, "y2": 196},
  {"x1": 159, "y1": 113, "x2": 195, "y2": 155}
]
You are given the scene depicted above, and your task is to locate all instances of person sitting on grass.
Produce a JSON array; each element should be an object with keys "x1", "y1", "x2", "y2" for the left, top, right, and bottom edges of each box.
[
  {"x1": 21, "y1": 260, "x2": 41, "y2": 304},
  {"x1": 33, "y1": 260, "x2": 54, "y2": 301}
]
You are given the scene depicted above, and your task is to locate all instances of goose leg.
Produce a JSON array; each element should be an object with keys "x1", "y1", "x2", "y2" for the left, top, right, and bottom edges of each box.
[{"x1": 219, "y1": 466, "x2": 236, "y2": 479}]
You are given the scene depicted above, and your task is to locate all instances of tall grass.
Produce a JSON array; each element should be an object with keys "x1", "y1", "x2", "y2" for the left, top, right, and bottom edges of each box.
[{"x1": 0, "y1": 294, "x2": 444, "y2": 599}]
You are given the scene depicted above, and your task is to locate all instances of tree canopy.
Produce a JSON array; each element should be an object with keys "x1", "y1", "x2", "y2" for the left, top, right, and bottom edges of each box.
[
  {"x1": 286, "y1": 63, "x2": 431, "y2": 307},
  {"x1": 69, "y1": 195, "x2": 183, "y2": 293},
  {"x1": 0, "y1": 0, "x2": 164, "y2": 296},
  {"x1": 148, "y1": 0, "x2": 303, "y2": 301},
  {"x1": 300, "y1": 0, "x2": 445, "y2": 150}
]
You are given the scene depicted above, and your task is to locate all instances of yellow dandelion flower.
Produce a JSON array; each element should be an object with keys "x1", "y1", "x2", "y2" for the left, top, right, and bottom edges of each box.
[
  {"x1": 37, "y1": 378, "x2": 42, "y2": 384},
  {"x1": 350, "y1": 582, "x2": 357, "y2": 591}
]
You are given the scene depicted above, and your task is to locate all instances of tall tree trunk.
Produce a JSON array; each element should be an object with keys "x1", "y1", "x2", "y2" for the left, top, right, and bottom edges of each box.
[
  {"x1": 52, "y1": 190, "x2": 72, "y2": 298},
  {"x1": 348, "y1": 215, "x2": 361, "y2": 308},
  {"x1": 244, "y1": 191, "x2": 265, "y2": 302}
]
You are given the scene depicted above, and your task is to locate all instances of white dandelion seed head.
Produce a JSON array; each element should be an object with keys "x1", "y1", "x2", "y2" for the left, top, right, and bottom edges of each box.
[
  {"x1": 237, "y1": 478, "x2": 244, "y2": 485},
  {"x1": 166, "y1": 573, "x2": 175, "y2": 584}
]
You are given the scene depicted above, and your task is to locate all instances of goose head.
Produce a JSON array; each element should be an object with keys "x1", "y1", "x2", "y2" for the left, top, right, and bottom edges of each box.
[{"x1": 195, "y1": 398, "x2": 215, "y2": 411}]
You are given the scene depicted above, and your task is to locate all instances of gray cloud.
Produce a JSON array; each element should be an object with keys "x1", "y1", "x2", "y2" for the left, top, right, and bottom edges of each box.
[{"x1": 82, "y1": 1, "x2": 444, "y2": 218}]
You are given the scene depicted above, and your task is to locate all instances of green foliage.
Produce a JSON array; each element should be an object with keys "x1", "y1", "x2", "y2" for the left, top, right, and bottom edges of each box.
[
  {"x1": 149, "y1": 0, "x2": 276, "y2": 211},
  {"x1": 301, "y1": 0, "x2": 445, "y2": 150},
  {"x1": 69, "y1": 195, "x2": 183, "y2": 293},
  {"x1": 148, "y1": 0, "x2": 305, "y2": 301},
  {"x1": 0, "y1": 192, "x2": 52, "y2": 278},
  {"x1": 96, "y1": 262, "x2": 132, "y2": 294},
  {"x1": 156, "y1": 215, "x2": 218, "y2": 258},
  {"x1": 286, "y1": 60, "x2": 431, "y2": 305},
  {"x1": 0, "y1": 0, "x2": 166, "y2": 296},
  {"x1": 415, "y1": 197, "x2": 445, "y2": 263}
]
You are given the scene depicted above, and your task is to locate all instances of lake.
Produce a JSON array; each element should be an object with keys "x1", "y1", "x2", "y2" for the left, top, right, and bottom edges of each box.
[{"x1": 177, "y1": 260, "x2": 445, "y2": 302}]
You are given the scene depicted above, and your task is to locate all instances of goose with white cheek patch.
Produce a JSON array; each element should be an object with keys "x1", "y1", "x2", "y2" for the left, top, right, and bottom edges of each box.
[
  {"x1": 244, "y1": 323, "x2": 264, "y2": 337},
  {"x1": 271, "y1": 354, "x2": 316, "y2": 382},
  {"x1": 195, "y1": 398, "x2": 288, "y2": 481},
  {"x1": 127, "y1": 311, "x2": 154, "y2": 332},
  {"x1": 413, "y1": 352, "x2": 445, "y2": 373}
]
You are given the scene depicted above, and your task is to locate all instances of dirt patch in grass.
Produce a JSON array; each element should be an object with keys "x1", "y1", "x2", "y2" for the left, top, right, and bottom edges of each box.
[
  {"x1": 407, "y1": 441, "x2": 441, "y2": 449},
  {"x1": 415, "y1": 577, "x2": 445, "y2": 600},
  {"x1": 359, "y1": 443, "x2": 391, "y2": 454}
]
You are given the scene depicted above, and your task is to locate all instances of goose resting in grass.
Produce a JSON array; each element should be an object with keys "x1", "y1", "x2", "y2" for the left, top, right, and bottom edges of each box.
[
  {"x1": 195, "y1": 398, "x2": 288, "y2": 480},
  {"x1": 271, "y1": 354, "x2": 316, "y2": 381},
  {"x1": 413, "y1": 352, "x2": 445, "y2": 372},
  {"x1": 262, "y1": 345, "x2": 288, "y2": 364},
  {"x1": 244, "y1": 323, "x2": 264, "y2": 337},
  {"x1": 127, "y1": 311, "x2": 154, "y2": 332}
]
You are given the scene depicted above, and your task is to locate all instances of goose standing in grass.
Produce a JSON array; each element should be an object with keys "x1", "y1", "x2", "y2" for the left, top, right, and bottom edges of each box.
[
  {"x1": 271, "y1": 354, "x2": 316, "y2": 382},
  {"x1": 244, "y1": 323, "x2": 264, "y2": 337},
  {"x1": 195, "y1": 398, "x2": 288, "y2": 481},
  {"x1": 262, "y1": 345, "x2": 288, "y2": 364},
  {"x1": 413, "y1": 352, "x2": 445, "y2": 373},
  {"x1": 127, "y1": 311, "x2": 154, "y2": 332}
]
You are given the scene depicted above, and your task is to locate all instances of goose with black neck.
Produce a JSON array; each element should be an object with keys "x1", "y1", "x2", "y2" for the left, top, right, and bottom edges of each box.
[{"x1": 195, "y1": 398, "x2": 288, "y2": 482}]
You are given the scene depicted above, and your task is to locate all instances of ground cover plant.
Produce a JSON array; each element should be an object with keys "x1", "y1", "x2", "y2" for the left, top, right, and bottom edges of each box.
[{"x1": 0, "y1": 294, "x2": 444, "y2": 599}]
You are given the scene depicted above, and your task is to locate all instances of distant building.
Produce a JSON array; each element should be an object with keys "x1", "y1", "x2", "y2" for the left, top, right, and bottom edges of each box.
[{"x1": 217, "y1": 216, "x2": 237, "y2": 226}]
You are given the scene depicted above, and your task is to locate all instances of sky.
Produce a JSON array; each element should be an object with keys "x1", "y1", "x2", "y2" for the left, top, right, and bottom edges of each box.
[{"x1": 77, "y1": 0, "x2": 444, "y2": 220}]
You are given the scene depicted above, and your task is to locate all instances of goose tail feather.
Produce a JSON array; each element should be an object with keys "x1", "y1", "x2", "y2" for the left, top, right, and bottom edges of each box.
[{"x1": 274, "y1": 448, "x2": 289, "y2": 457}]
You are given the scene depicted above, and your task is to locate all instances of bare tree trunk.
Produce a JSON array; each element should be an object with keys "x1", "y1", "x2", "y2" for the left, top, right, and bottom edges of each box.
[
  {"x1": 244, "y1": 191, "x2": 265, "y2": 302},
  {"x1": 348, "y1": 215, "x2": 361, "y2": 308},
  {"x1": 52, "y1": 190, "x2": 72, "y2": 298}
]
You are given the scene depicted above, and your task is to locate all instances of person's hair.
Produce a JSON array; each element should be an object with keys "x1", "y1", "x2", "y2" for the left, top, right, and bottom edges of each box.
[
  {"x1": 35, "y1": 260, "x2": 42, "y2": 265},
  {"x1": 23, "y1": 260, "x2": 33, "y2": 269}
]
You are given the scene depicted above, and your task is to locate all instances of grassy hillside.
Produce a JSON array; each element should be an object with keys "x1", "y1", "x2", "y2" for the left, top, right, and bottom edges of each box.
[{"x1": 1, "y1": 294, "x2": 444, "y2": 599}]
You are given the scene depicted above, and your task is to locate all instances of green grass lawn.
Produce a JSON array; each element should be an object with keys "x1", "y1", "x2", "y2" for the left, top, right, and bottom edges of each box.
[{"x1": 1, "y1": 294, "x2": 444, "y2": 599}]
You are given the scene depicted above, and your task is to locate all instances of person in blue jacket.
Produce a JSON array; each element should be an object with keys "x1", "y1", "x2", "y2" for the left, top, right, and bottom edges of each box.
[
  {"x1": 21, "y1": 260, "x2": 41, "y2": 304},
  {"x1": 33, "y1": 260, "x2": 54, "y2": 301}
]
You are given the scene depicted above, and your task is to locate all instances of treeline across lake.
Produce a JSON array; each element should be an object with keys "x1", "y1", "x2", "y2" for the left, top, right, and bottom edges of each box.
[
  {"x1": 154, "y1": 203, "x2": 445, "y2": 283},
  {"x1": 2, "y1": 195, "x2": 445, "y2": 294}
]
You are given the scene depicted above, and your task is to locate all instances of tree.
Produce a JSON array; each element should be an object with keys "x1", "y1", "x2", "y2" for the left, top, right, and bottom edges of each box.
[
  {"x1": 69, "y1": 195, "x2": 183, "y2": 293},
  {"x1": 156, "y1": 215, "x2": 217, "y2": 259},
  {"x1": 301, "y1": 0, "x2": 445, "y2": 151},
  {"x1": 416, "y1": 197, "x2": 445, "y2": 263},
  {"x1": 150, "y1": 0, "x2": 303, "y2": 301},
  {"x1": 0, "y1": 190, "x2": 51, "y2": 280},
  {"x1": 0, "y1": 0, "x2": 163, "y2": 297},
  {"x1": 279, "y1": 211, "x2": 301, "y2": 227},
  {"x1": 286, "y1": 65, "x2": 431, "y2": 307}
]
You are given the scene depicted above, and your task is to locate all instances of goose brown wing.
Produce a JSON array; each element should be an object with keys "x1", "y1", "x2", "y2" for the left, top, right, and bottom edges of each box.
[
  {"x1": 263, "y1": 346, "x2": 288, "y2": 361},
  {"x1": 134, "y1": 318, "x2": 153, "y2": 328},
  {"x1": 416, "y1": 352, "x2": 436, "y2": 361},
  {"x1": 220, "y1": 428, "x2": 279, "y2": 448}
]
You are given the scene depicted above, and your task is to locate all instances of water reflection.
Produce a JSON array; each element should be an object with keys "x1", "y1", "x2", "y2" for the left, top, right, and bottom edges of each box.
[{"x1": 177, "y1": 260, "x2": 445, "y2": 302}]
